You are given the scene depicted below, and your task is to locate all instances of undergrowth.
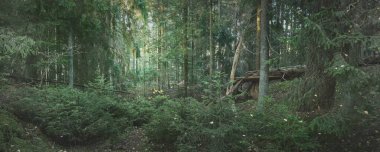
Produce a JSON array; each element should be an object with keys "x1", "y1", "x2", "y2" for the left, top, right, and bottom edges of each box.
[
  {"x1": 0, "y1": 65, "x2": 378, "y2": 151},
  {"x1": 4, "y1": 86, "x2": 153, "y2": 145}
]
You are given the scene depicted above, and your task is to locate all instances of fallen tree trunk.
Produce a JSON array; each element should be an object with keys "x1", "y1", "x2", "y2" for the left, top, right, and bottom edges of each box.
[
  {"x1": 226, "y1": 65, "x2": 306, "y2": 97},
  {"x1": 227, "y1": 55, "x2": 380, "y2": 99},
  {"x1": 361, "y1": 56, "x2": 380, "y2": 65}
]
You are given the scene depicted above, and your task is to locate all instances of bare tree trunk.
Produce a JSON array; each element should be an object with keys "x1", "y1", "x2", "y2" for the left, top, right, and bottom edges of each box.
[
  {"x1": 209, "y1": 0, "x2": 214, "y2": 75},
  {"x1": 226, "y1": 37, "x2": 243, "y2": 95},
  {"x1": 255, "y1": 4, "x2": 261, "y2": 70},
  {"x1": 257, "y1": 0, "x2": 269, "y2": 112},
  {"x1": 183, "y1": 0, "x2": 189, "y2": 96},
  {"x1": 229, "y1": 37, "x2": 243, "y2": 81},
  {"x1": 68, "y1": 27, "x2": 74, "y2": 88}
]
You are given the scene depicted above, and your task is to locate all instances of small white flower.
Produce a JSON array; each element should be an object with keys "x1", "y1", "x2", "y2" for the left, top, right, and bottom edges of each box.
[
  {"x1": 344, "y1": 54, "x2": 348, "y2": 57},
  {"x1": 284, "y1": 119, "x2": 288, "y2": 122},
  {"x1": 340, "y1": 65, "x2": 345, "y2": 68},
  {"x1": 339, "y1": 104, "x2": 343, "y2": 107},
  {"x1": 318, "y1": 133, "x2": 322, "y2": 135},
  {"x1": 242, "y1": 134, "x2": 246, "y2": 137},
  {"x1": 335, "y1": 67, "x2": 338, "y2": 70},
  {"x1": 210, "y1": 121, "x2": 214, "y2": 125},
  {"x1": 364, "y1": 111, "x2": 369, "y2": 115},
  {"x1": 299, "y1": 120, "x2": 303, "y2": 123},
  {"x1": 250, "y1": 114, "x2": 254, "y2": 117},
  {"x1": 314, "y1": 94, "x2": 318, "y2": 97},
  {"x1": 258, "y1": 134, "x2": 261, "y2": 137},
  {"x1": 174, "y1": 117, "x2": 177, "y2": 120}
]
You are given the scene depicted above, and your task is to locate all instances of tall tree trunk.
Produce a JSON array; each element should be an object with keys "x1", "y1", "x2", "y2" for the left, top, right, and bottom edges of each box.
[
  {"x1": 209, "y1": 0, "x2": 214, "y2": 75},
  {"x1": 68, "y1": 27, "x2": 74, "y2": 88},
  {"x1": 229, "y1": 37, "x2": 243, "y2": 81},
  {"x1": 255, "y1": 4, "x2": 261, "y2": 70},
  {"x1": 257, "y1": 0, "x2": 269, "y2": 112},
  {"x1": 226, "y1": 37, "x2": 243, "y2": 95},
  {"x1": 183, "y1": 0, "x2": 190, "y2": 97}
]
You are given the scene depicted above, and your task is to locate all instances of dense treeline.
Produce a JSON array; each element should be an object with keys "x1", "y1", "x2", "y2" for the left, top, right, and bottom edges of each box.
[
  {"x1": 1, "y1": 0, "x2": 380, "y2": 151},
  {"x1": 1, "y1": 0, "x2": 378, "y2": 98}
]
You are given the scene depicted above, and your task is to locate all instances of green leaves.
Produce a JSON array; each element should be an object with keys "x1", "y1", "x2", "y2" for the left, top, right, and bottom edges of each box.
[{"x1": 0, "y1": 28, "x2": 36, "y2": 60}]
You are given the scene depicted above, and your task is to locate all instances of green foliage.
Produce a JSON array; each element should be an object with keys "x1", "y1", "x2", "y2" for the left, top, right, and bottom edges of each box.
[
  {"x1": 200, "y1": 72, "x2": 227, "y2": 102},
  {"x1": 0, "y1": 28, "x2": 35, "y2": 61},
  {"x1": 309, "y1": 113, "x2": 348, "y2": 136},
  {"x1": 0, "y1": 109, "x2": 52, "y2": 152},
  {"x1": 327, "y1": 53, "x2": 369, "y2": 80},
  {"x1": 86, "y1": 75, "x2": 115, "y2": 95},
  {"x1": 145, "y1": 97, "x2": 318, "y2": 151},
  {"x1": 6, "y1": 87, "x2": 147, "y2": 145}
]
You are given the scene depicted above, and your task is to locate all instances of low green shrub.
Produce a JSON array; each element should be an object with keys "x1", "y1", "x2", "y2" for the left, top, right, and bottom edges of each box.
[
  {"x1": 6, "y1": 87, "x2": 138, "y2": 145},
  {"x1": 0, "y1": 109, "x2": 52, "y2": 152},
  {"x1": 240, "y1": 103, "x2": 318, "y2": 152},
  {"x1": 145, "y1": 97, "x2": 318, "y2": 152},
  {"x1": 309, "y1": 113, "x2": 348, "y2": 136}
]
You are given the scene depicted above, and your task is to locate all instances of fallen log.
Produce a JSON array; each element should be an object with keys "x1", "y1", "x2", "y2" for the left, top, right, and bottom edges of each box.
[
  {"x1": 226, "y1": 65, "x2": 306, "y2": 97},
  {"x1": 361, "y1": 56, "x2": 380, "y2": 65},
  {"x1": 235, "y1": 66, "x2": 305, "y2": 82}
]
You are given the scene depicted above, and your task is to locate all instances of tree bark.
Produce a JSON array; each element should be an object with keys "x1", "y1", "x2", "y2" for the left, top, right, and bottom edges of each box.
[
  {"x1": 209, "y1": 0, "x2": 214, "y2": 75},
  {"x1": 257, "y1": 0, "x2": 269, "y2": 112},
  {"x1": 68, "y1": 27, "x2": 74, "y2": 88},
  {"x1": 183, "y1": 0, "x2": 189, "y2": 96},
  {"x1": 229, "y1": 37, "x2": 243, "y2": 81},
  {"x1": 255, "y1": 4, "x2": 261, "y2": 70}
]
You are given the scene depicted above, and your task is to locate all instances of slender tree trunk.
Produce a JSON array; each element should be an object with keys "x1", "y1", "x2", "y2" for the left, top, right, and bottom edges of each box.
[
  {"x1": 226, "y1": 37, "x2": 243, "y2": 95},
  {"x1": 229, "y1": 37, "x2": 243, "y2": 81},
  {"x1": 255, "y1": 4, "x2": 261, "y2": 70},
  {"x1": 209, "y1": 0, "x2": 214, "y2": 75},
  {"x1": 190, "y1": 1, "x2": 195, "y2": 87},
  {"x1": 257, "y1": 0, "x2": 269, "y2": 112},
  {"x1": 68, "y1": 27, "x2": 74, "y2": 88},
  {"x1": 183, "y1": 0, "x2": 189, "y2": 96}
]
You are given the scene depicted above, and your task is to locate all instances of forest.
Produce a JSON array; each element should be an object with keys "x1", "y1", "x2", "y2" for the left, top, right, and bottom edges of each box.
[{"x1": 0, "y1": 0, "x2": 379, "y2": 151}]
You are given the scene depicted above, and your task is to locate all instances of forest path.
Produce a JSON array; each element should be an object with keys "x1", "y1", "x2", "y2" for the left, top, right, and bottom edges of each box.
[{"x1": 113, "y1": 127, "x2": 148, "y2": 152}]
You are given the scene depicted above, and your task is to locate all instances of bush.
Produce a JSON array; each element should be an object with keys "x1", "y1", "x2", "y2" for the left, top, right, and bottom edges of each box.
[
  {"x1": 145, "y1": 97, "x2": 317, "y2": 152},
  {"x1": 0, "y1": 109, "x2": 52, "y2": 152},
  {"x1": 7, "y1": 87, "x2": 135, "y2": 145}
]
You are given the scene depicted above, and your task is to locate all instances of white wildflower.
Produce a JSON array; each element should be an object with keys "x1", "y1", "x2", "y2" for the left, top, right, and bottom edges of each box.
[
  {"x1": 210, "y1": 121, "x2": 214, "y2": 125},
  {"x1": 250, "y1": 114, "x2": 254, "y2": 117},
  {"x1": 284, "y1": 119, "x2": 288, "y2": 122},
  {"x1": 364, "y1": 111, "x2": 369, "y2": 115},
  {"x1": 340, "y1": 65, "x2": 345, "y2": 68},
  {"x1": 242, "y1": 134, "x2": 246, "y2": 137}
]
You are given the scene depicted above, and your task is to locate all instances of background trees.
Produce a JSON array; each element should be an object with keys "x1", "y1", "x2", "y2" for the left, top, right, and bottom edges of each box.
[
  {"x1": 1, "y1": 0, "x2": 380, "y2": 151},
  {"x1": 0, "y1": 0, "x2": 379, "y2": 109}
]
